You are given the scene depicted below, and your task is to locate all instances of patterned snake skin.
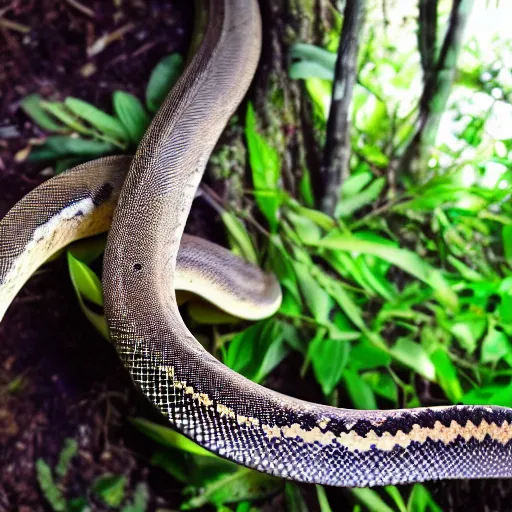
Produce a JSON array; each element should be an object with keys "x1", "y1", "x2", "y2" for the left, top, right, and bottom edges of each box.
[{"x1": 100, "y1": 0, "x2": 512, "y2": 487}]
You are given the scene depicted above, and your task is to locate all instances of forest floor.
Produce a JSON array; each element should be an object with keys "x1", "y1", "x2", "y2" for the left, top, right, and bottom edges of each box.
[{"x1": 0, "y1": 1, "x2": 511, "y2": 511}]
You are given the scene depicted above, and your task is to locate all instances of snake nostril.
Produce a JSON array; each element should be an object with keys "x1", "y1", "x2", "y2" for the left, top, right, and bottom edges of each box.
[{"x1": 133, "y1": 263, "x2": 143, "y2": 271}]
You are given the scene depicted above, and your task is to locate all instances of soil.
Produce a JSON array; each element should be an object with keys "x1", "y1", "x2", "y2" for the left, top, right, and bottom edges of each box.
[{"x1": 0, "y1": 1, "x2": 511, "y2": 512}]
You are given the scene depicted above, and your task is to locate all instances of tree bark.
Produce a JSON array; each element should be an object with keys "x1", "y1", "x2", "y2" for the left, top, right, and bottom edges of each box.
[{"x1": 318, "y1": 0, "x2": 366, "y2": 216}]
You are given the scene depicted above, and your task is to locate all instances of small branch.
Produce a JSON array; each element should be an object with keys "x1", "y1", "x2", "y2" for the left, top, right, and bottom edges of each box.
[
  {"x1": 318, "y1": 0, "x2": 366, "y2": 216},
  {"x1": 397, "y1": 0, "x2": 474, "y2": 182}
]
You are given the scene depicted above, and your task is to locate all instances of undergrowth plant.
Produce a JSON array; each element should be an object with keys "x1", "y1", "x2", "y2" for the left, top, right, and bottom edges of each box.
[{"x1": 19, "y1": 4, "x2": 512, "y2": 511}]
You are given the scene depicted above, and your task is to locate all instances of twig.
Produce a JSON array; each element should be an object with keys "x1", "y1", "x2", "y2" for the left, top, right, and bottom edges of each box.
[
  {"x1": 66, "y1": 0, "x2": 95, "y2": 19},
  {"x1": 0, "y1": 17, "x2": 30, "y2": 34},
  {"x1": 396, "y1": 0, "x2": 474, "y2": 182},
  {"x1": 318, "y1": 0, "x2": 366, "y2": 216}
]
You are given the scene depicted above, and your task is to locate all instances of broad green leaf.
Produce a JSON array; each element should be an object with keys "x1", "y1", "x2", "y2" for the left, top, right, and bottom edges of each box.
[
  {"x1": 312, "y1": 232, "x2": 458, "y2": 310},
  {"x1": 480, "y1": 324, "x2": 511, "y2": 365},
  {"x1": 130, "y1": 417, "x2": 215, "y2": 458},
  {"x1": 225, "y1": 320, "x2": 288, "y2": 383},
  {"x1": 146, "y1": 53, "x2": 184, "y2": 113},
  {"x1": 36, "y1": 459, "x2": 66, "y2": 512},
  {"x1": 350, "y1": 340, "x2": 391, "y2": 370},
  {"x1": 220, "y1": 210, "x2": 258, "y2": 264},
  {"x1": 65, "y1": 97, "x2": 128, "y2": 141},
  {"x1": 67, "y1": 252, "x2": 103, "y2": 306},
  {"x1": 362, "y1": 372, "x2": 397, "y2": 403},
  {"x1": 113, "y1": 91, "x2": 151, "y2": 143},
  {"x1": 430, "y1": 348, "x2": 463, "y2": 403},
  {"x1": 28, "y1": 136, "x2": 115, "y2": 161},
  {"x1": 56, "y1": 438, "x2": 78, "y2": 478},
  {"x1": 310, "y1": 335, "x2": 350, "y2": 395},
  {"x1": 181, "y1": 468, "x2": 282, "y2": 509},
  {"x1": 344, "y1": 368, "x2": 377, "y2": 409},
  {"x1": 20, "y1": 94, "x2": 65, "y2": 132},
  {"x1": 289, "y1": 60, "x2": 334, "y2": 81},
  {"x1": 289, "y1": 44, "x2": 336, "y2": 79},
  {"x1": 336, "y1": 177, "x2": 386, "y2": 218},
  {"x1": 462, "y1": 382, "x2": 512, "y2": 407},
  {"x1": 342, "y1": 170, "x2": 373, "y2": 197},
  {"x1": 93, "y1": 474, "x2": 127, "y2": 508},
  {"x1": 390, "y1": 338, "x2": 435, "y2": 381},
  {"x1": 245, "y1": 102, "x2": 281, "y2": 232},
  {"x1": 350, "y1": 488, "x2": 395, "y2": 512}
]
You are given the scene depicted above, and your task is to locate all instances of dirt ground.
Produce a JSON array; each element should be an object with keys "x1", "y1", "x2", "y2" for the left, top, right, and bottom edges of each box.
[{"x1": 1, "y1": 1, "x2": 511, "y2": 511}]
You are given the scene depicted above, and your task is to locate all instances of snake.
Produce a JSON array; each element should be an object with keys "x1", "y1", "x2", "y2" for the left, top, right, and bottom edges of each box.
[{"x1": 1, "y1": 0, "x2": 512, "y2": 488}]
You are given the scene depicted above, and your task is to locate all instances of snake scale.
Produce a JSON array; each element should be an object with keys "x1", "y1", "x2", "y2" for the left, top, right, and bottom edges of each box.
[{"x1": 1, "y1": 0, "x2": 512, "y2": 487}]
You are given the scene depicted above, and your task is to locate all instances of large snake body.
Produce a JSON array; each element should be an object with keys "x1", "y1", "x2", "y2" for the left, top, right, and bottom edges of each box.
[{"x1": 2, "y1": 0, "x2": 512, "y2": 487}]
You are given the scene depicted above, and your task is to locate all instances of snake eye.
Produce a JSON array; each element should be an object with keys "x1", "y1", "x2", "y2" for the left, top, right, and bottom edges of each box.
[{"x1": 133, "y1": 263, "x2": 143, "y2": 271}]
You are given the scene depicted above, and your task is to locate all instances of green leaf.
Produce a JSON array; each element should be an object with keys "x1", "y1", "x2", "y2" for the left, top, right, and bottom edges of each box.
[
  {"x1": 350, "y1": 488, "x2": 395, "y2": 512},
  {"x1": 407, "y1": 484, "x2": 442, "y2": 512},
  {"x1": 316, "y1": 486, "x2": 333, "y2": 512},
  {"x1": 121, "y1": 482, "x2": 149, "y2": 512},
  {"x1": 430, "y1": 348, "x2": 463, "y2": 403},
  {"x1": 286, "y1": 210, "x2": 322, "y2": 244},
  {"x1": 289, "y1": 43, "x2": 336, "y2": 80},
  {"x1": 310, "y1": 335, "x2": 350, "y2": 396},
  {"x1": 113, "y1": 91, "x2": 151, "y2": 143},
  {"x1": 350, "y1": 340, "x2": 391, "y2": 370},
  {"x1": 146, "y1": 53, "x2": 184, "y2": 113},
  {"x1": 312, "y1": 232, "x2": 458, "y2": 310},
  {"x1": 67, "y1": 252, "x2": 103, "y2": 306},
  {"x1": 130, "y1": 417, "x2": 215, "y2": 458},
  {"x1": 390, "y1": 338, "x2": 435, "y2": 381},
  {"x1": 181, "y1": 468, "x2": 282, "y2": 509},
  {"x1": 150, "y1": 449, "x2": 190, "y2": 483},
  {"x1": 220, "y1": 210, "x2": 258, "y2": 264},
  {"x1": 285, "y1": 483, "x2": 309, "y2": 512},
  {"x1": 56, "y1": 438, "x2": 78, "y2": 478},
  {"x1": 384, "y1": 486, "x2": 406, "y2": 512},
  {"x1": 481, "y1": 324, "x2": 511, "y2": 365},
  {"x1": 93, "y1": 474, "x2": 127, "y2": 508},
  {"x1": 67, "y1": 251, "x2": 109, "y2": 338},
  {"x1": 20, "y1": 94, "x2": 66, "y2": 132},
  {"x1": 336, "y1": 177, "x2": 386, "y2": 218},
  {"x1": 462, "y1": 382, "x2": 512, "y2": 407},
  {"x1": 344, "y1": 369, "x2": 377, "y2": 409},
  {"x1": 65, "y1": 97, "x2": 128, "y2": 141},
  {"x1": 245, "y1": 102, "x2": 281, "y2": 232},
  {"x1": 341, "y1": 170, "x2": 373, "y2": 197},
  {"x1": 42, "y1": 101, "x2": 93, "y2": 135},
  {"x1": 293, "y1": 261, "x2": 332, "y2": 323},
  {"x1": 503, "y1": 225, "x2": 512, "y2": 263},
  {"x1": 362, "y1": 372, "x2": 397, "y2": 403},
  {"x1": 36, "y1": 459, "x2": 66, "y2": 512},
  {"x1": 29, "y1": 136, "x2": 116, "y2": 161},
  {"x1": 225, "y1": 320, "x2": 288, "y2": 383}
]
